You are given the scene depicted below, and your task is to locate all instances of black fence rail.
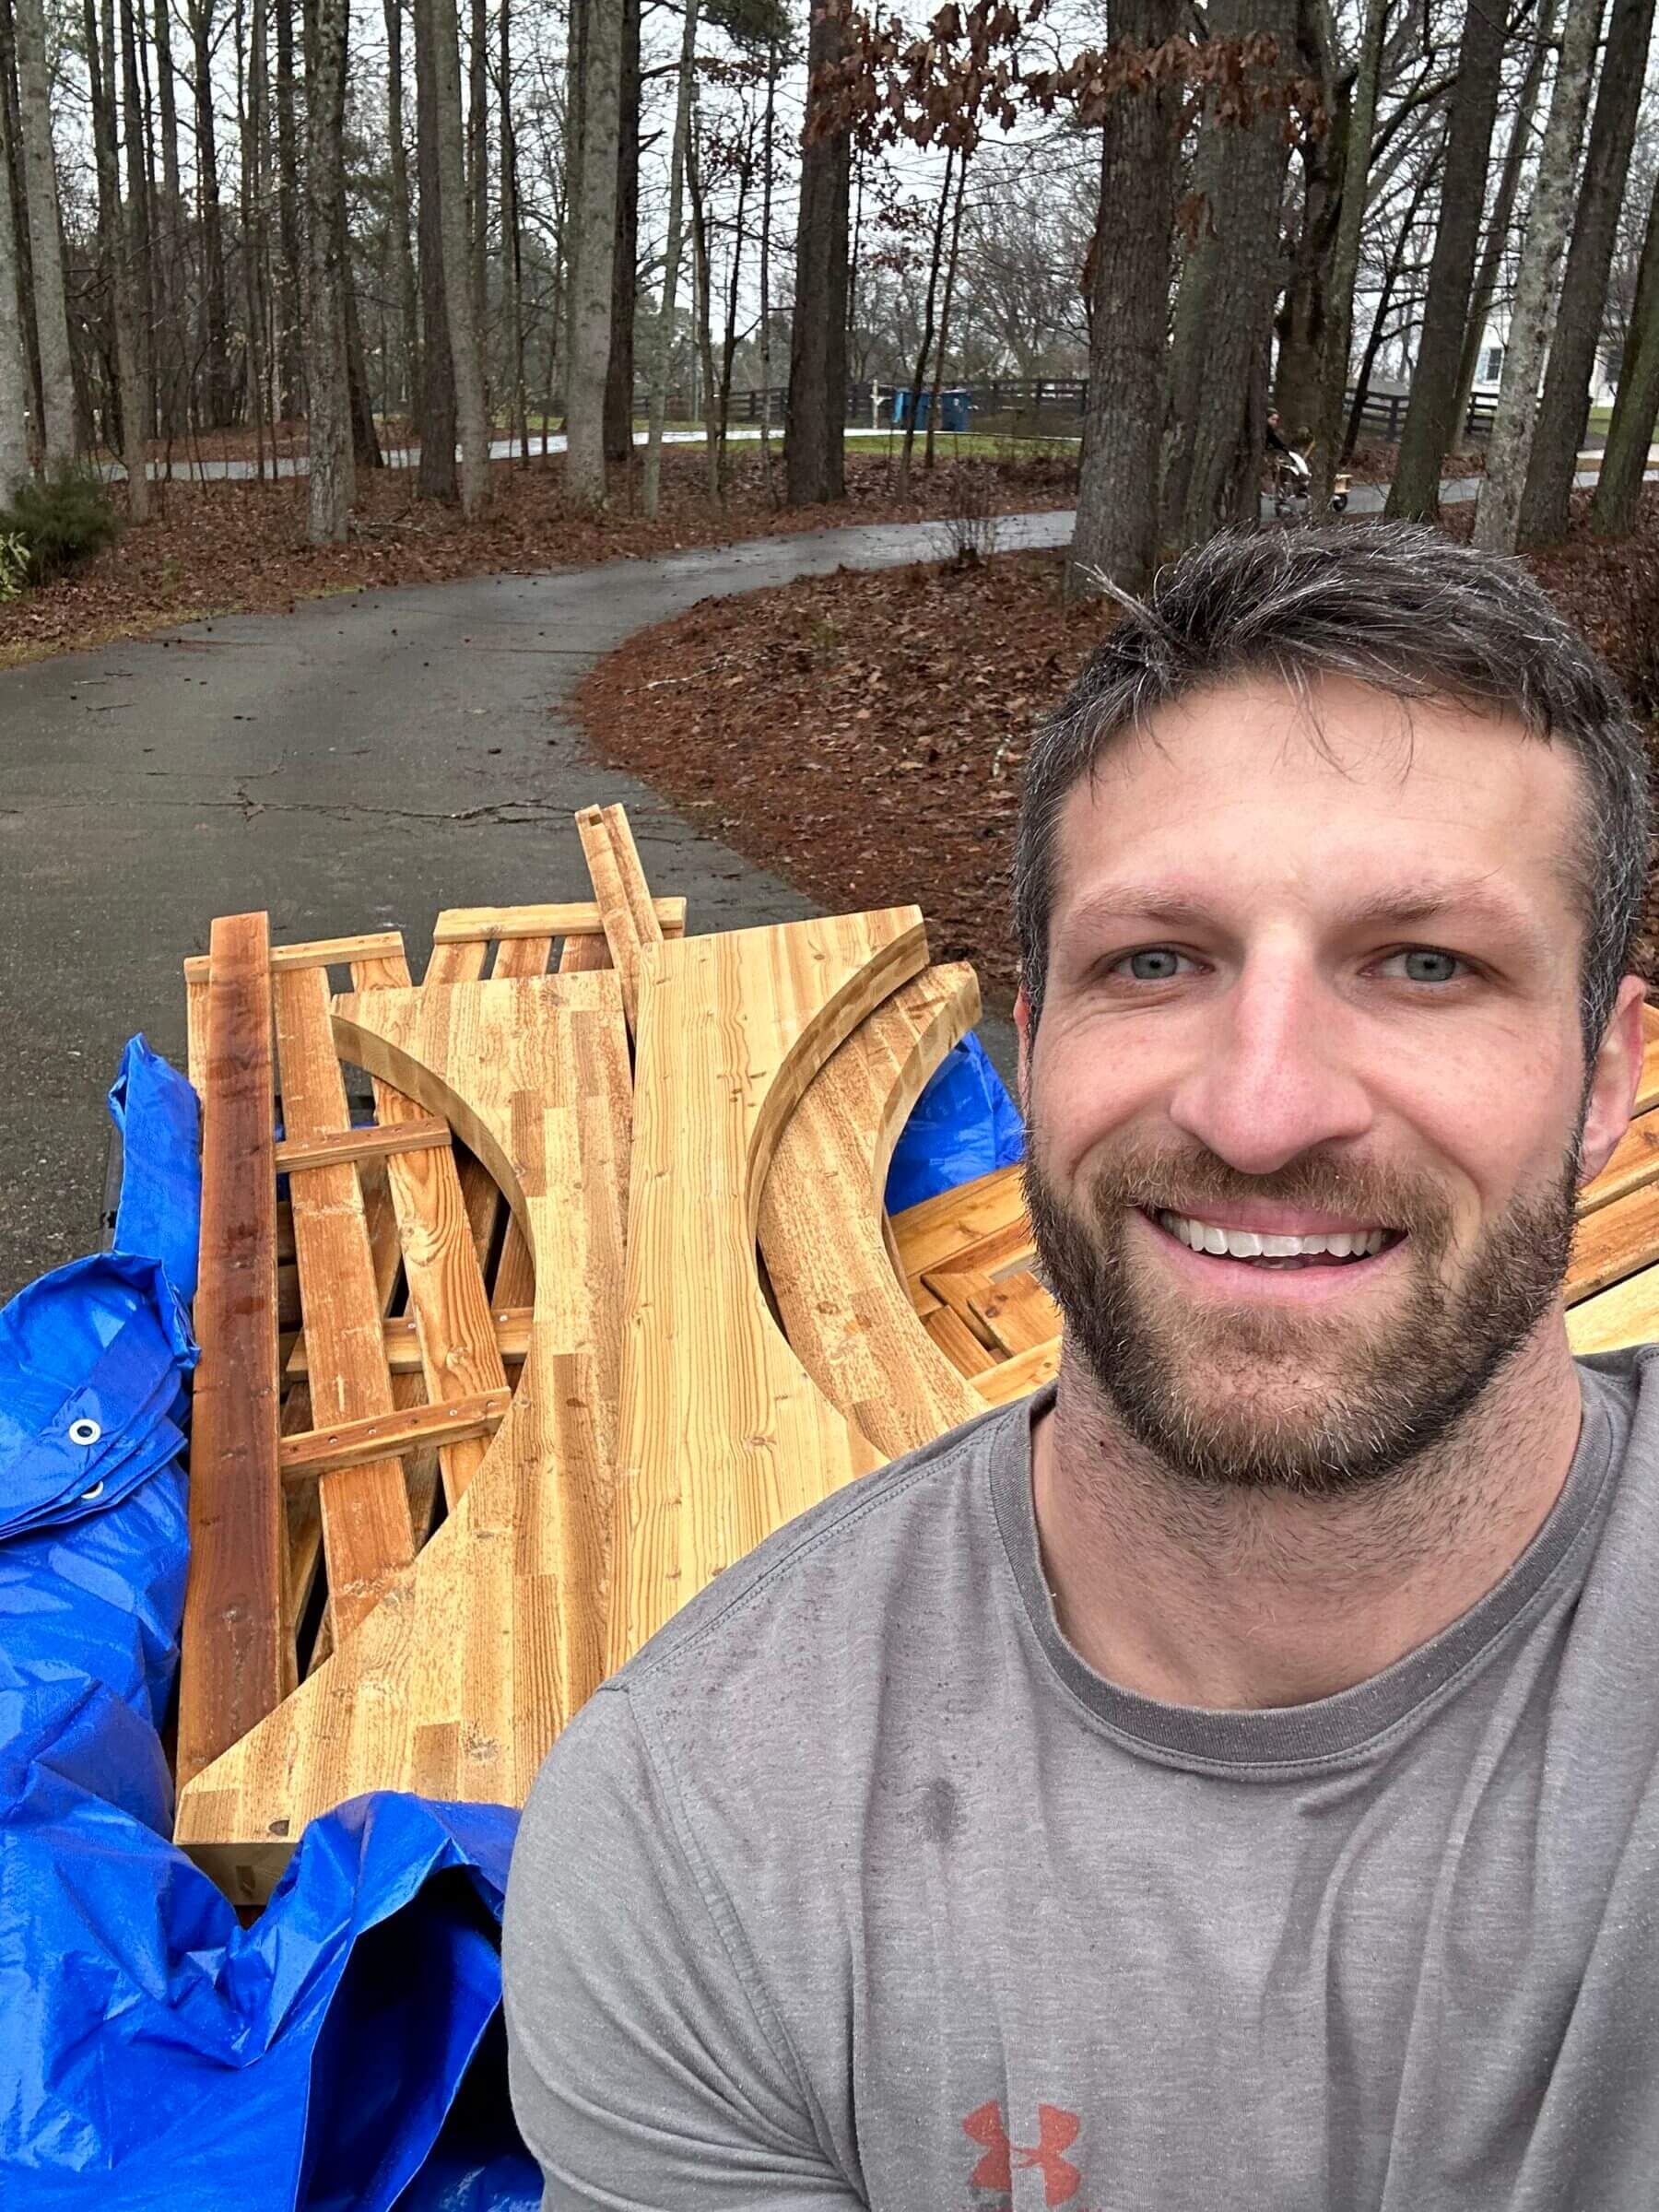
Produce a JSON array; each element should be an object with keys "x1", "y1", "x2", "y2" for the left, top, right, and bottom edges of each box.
[{"x1": 639, "y1": 379, "x2": 1502, "y2": 445}]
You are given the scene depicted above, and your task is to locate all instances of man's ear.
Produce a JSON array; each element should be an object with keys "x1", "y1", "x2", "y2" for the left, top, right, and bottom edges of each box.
[
  {"x1": 1014, "y1": 984, "x2": 1033, "y2": 1116},
  {"x1": 1579, "y1": 974, "x2": 1650, "y2": 1186}
]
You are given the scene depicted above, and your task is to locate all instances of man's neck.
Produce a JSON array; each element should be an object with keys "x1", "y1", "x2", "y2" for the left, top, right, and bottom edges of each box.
[{"x1": 1030, "y1": 1324, "x2": 1586, "y2": 1712}]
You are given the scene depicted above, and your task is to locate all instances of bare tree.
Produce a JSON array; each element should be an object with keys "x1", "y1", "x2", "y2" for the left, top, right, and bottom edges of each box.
[
  {"x1": 566, "y1": 0, "x2": 622, "y2": 502},
  {"x1": 787, "y1": 0, "x2": 851, "y2": 504},
  {"x1": 1592, "y1": 162, "x2": 1659, "y2": 534},
  {"x1": 1383, "y1": 0, "x2": 1510, "y2": 521},
  {"x1": 384, "y1": 0, "x2": 420, "y2": 417},
  {"x1": 603, "y1": 0, "x2": 640, "y2": 462},
  {"x1": 413, "y1": 0, "x2": 457, "y2": 498},
  {"x1": 1520, "y1": 0, "x2": 1658, "y2": 543},
  {"x1": 643, "y1": 0, "x2": 699, "y2": 516},
  {"x1": 425, "y1": 0, "x2": 491, "y2": 512},
  {"x1": 86, "y1": 0, "x2": 148, "y2": 512},
  {"x1": 304, "y1": 0, "x2": 353, "y2": 539},
  {"x1": 1311, "y1": 0, "x2": 1389, "y2": 507},
  {"x1": 0, "y1": 80, "x2": 29, "y2": 497},
  {"x1": 1474, "y1": 0, "x2": 1607, "y2": 551},
  {"x1": 11, "y1": 0, "x2": 75, "y2": 464}
]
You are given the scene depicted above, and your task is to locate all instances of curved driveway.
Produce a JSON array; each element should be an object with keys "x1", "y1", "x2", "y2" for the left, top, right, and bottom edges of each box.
[{"x1": 0, "y1": 508, "x2": 1071, "y2": 1297}]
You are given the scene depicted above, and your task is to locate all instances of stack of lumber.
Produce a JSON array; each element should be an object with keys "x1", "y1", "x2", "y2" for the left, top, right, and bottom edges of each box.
[
  {"x1": 171, "y1": 806, "x2": 1054, "y2": 1903},
  {"x1": 170, "y1": 806, "x2": 1659, "y2": 1905}
]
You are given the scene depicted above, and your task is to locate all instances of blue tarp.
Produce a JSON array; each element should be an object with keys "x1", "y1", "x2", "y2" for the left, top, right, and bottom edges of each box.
[{"x1": 2, "y1": 1026, "x2": 1021, "y2": 2206}]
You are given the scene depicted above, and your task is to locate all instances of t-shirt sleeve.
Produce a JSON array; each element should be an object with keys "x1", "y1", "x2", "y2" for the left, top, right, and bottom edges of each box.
[{"x1": 503, "y1": 1686, "x2": 864, "y2": 2209}]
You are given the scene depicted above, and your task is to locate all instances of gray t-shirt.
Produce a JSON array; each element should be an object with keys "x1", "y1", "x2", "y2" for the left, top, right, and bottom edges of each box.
[{"x1": 503, "y1": 1348, "x2": 1659, "y2": 2209}]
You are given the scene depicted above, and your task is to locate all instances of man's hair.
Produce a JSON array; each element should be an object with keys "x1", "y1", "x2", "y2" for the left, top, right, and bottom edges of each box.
[{"x1": 1014, "y1": 522, "x2": 1653, "y2": 1056}]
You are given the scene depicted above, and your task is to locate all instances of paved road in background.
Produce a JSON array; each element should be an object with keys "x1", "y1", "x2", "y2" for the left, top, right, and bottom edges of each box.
[{"x1": 0, "y1": 507, "x2": 1070, "y2": 1299}]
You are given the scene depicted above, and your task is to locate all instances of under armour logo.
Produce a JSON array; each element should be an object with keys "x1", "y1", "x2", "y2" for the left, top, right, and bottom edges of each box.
[{"x1": 963, "y1": 2100, "x2": 1083, "y2": 2206}]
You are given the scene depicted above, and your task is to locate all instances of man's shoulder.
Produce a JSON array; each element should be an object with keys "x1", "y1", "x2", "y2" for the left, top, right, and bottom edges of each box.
[{"x1": 615, "y1": 1396, "x2": 1030, "y2": 1710}]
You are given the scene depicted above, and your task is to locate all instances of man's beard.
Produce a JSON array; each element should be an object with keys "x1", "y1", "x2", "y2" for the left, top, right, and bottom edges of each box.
[{"x1": 1023, "y1": 1131, "x2": 1582, "y2": 1500}]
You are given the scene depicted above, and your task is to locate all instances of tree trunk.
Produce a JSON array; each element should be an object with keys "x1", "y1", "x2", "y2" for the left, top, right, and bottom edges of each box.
[
  {"x1": 757, "y1": 30, "x2": 777, "y2": 499},
  {"x1": 1273, "y1": 0, "x2": 1339, "y2": 451},
  {"x1": 899, "y1": 145, "x2": 953, "y2": 488},
  {"x1": 1343, "y1": 144, "x2": 1437, "y2": 458},
  {"x1": 565, "y1": 0, "x2": 621, "y2": 503},
  {"x1": 1520, "y1": 0, "x2": 1656, "y2": 544},
  {"x1": 786, "y1": 0, "x2": 850, "y2": 504},
  {"x1": 1473, "y1": 0, "x2": 1607, "y2": 551},
  {"x1": 686, "y1": 109, "x2": 720, "y2": 498},
  {"x1": 238, "y1": 0, "x2": 269, "y2": 470},
  {"x1": 1451, "y1": 0, "x2": 1558, "y2": 456},
  {"x1": 713, "y1": 122, "x2": 751, "y2": 495},
  {"x1": 11, "y1": 0, "x2": 75, "y2": 463},
  {"x1": 1310, "y1": 0, "x2": 1387, "y2": 506},
  {"x1": 274, "y1": 0, "x2": 301, "y2": 418},
  {"x1": 923, "y1": 145, "x2": 970, "y2": 472},
  {"x1": 383, "y1": 0, "x2": 418, "y2": 417},
  {"x1": 344, "y1": 213, "x2": 384, "y2": 465},
  {"x1": 189, "y1": 0, "x2": 234, "y2": 426},
  {"x1": 1382, "y1": 0, "x2": 1509, "y2": 520},
  {"x1": 304, "y1": 0, "x2": 352, "y2": 539},
  {"x1": 563, "y1": 0, "x2": 585, "y2": 416},
  {"x1": 603, "y1": 0, "x2": 639, "y2": 462},
  {"x1": 0, "y1": 0, "x2": 41, "y2": 453},
  {"x1": 499, "y1": 0, "x2": 525, "y2": 457},
  {"x1": 642, "y1": 0, "x2": 696, "y2": 518},
  {"x1": 88, "y1": 0, "x2": 148, "y2": 512},
  {"x1": 1592, "y1": 165, "x2": 1659, "y2": 535},
  {"x1": 468, "y1": 0, "x2": 487, "y2": 371},
  {"x1": 413, "y1": 0, "x2": 456, "y2": 499},
  {"x1": 118, "y1": 0, "x2": 153, "y2": 440},
  {"x1": 425, "y1": 0, "x2": 489, "y2": 511},
  {"x1": 0, "y1": 65, "x2": 30, "y2": 498},
  {"x1": 1071, "y1": 0, "x2": 1181, "y2": 594},
  {"x1": 1159, "y1": 0, "x2": 1298, "y2": 548}
]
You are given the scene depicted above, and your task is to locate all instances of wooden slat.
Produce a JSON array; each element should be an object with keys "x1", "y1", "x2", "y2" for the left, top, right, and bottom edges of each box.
[
  {"x1": 1568, "y1": 1264, "x2": 1659, "y2": 1356},
  {"x1": 921, "y1": 1267, "x2": 1001, "y2": 1349},
  {"x1": 970, "y1": 1269, "x2": 1061, "y2": 1356},
  {"x1": 971, "y1": 1337, "x2": 1061, "y2": 1406},
  {"x1": 558, "y1": 929, "x2": 613, "y2": 973},
  {"x1": 184, "y1": 930, "x2": 405, "y2": 983},
  {"x1": 923, "y1": 1302, "x2": 999, "y2": 1377},
  {"x1": 431, "y1": 897, "x2": 686, "y2": 945},
  {"x1": 288, "y1": 1305, "x2": 533, "y2": 1378},
  {"x1": 576, "y1": 805, "x2": 659, "y2": 1031},
  {"x1": 274, "y1": 1115, "x2": 451, "y2": 1174},
  {"x1": 274, "y1": 965, "x2": 415, "y2": 1638},
  {"x1": 1567, "y1": 1180, "x2": 1659, "y2": 1304},
  {"x1": 488, "y1": 935, "x2": 558, "y2": 1308},
  {"x1": 1580, "y1": 1107, "x2": 1659, "y2": 1215},
  {"x1": 608, "y1": 909, "x2": 929, "y2": 1673},
  {"x1": 890, "y1": 1161, "x2": 1030, "y2": 1281},
  {"x1": 184, "y1": 971, "x2": 210, "y2": 1101},
  {"x1": 422, "y1": 935, "x2": 498, "y2": 1273},
  {"x1": 178, "y1": 913, "x2": 292, "y2": 1787},
  {"x1": 759, "y1": 964, "x2": 984, "y2": 1461},
  {"x1": 1635, "y1": 1009, "x2": 1659, "y2": 1112},
  {"x1": 281, "y1": 1390, "x2": 512, "y2": 1480},
  {"x1": 350, "y1": 947, "x2": 513, "y2": 1511},
  {"x1": 601, "y1": 805, "x2": 665, "y2": 948},
  {"x1": 176, "y1": 969, "x2": 633, "y2": 1902}
]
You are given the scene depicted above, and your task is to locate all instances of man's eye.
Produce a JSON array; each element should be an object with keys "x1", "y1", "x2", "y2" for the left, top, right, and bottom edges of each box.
[
  {"x1": 1381, "y1": 947, "x2": 1465, "y2": 983},
  {"x1": 1114, "y1": 947, "x2": 1191, "y2": 982}
]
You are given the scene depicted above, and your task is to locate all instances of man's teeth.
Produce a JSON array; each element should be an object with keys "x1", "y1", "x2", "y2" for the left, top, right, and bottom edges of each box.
[{"x1": 1156, "y1": 1212, "x2": 1389, "y2": 1260}]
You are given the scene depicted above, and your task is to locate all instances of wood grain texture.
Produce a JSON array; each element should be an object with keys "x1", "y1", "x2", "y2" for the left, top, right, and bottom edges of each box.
[
  {"x1": 184, "y1": 931, "x2": 406, "y2": 982},
  {"x1": 280, "y1": 1389, "x2": 511, "y2": 1478},
  {"x1": 273, "y1": 966, "x2": 416, "y2": 1637},
  {"x1": 288, "y1": 1307, "x2": 532, "y2": 1378},
  {"x1": 757, "y1": 963, "x2": 984, "y2": 1460},
  {"x1": 1568, "y1": 1179, "x2": 1659, "y2": 1303},
  {"x1": 1580, "y1": 1106, "x2": 1659, "y2": 1215},
  {"x1": 432, "y1": 897, "x2": 686, "y2": 945},
  {"x1": 1568, "y1": 1264, "x2": 1659, "y2": 1355},
  {"x1": 608, "y1": 910, "x2": 929, "y2": 1673},
  {"x1": 174, "y1": 971, "x2": 632, "y2": 1902},
  {"x1": 273, "y1": 1116, "x2": 451, "y2": 1172},
  {"x1": 178, "y1": 914, "x2": 292, "y2": 1787},
  {"x1": 890, "y1": 1162, "x2": 1030, "y2": 1286},
  {"x1": 352, "y1": 948, "x2": 510, "y2": 1509},
  {"x1": 576, "y1": 806, "x2": 656, "y2": 1031},
  {"x1": 488, "y1": 935, "x2": 557, "y2": 1308},
  {"x1": 971, "y1": 1336, "x2": 1061, "y2": 1404}
]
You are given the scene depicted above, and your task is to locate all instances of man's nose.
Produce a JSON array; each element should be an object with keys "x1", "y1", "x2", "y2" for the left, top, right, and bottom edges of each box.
[{"x1": 1164, "y1": 960, "x2": 1374, "y2": 1176}]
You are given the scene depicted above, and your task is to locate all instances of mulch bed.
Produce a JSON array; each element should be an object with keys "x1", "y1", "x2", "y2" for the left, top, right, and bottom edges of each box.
[
  {"x1": 0, "y1": 442, "x2": 1079, "y2": 667},
  {"x1": 575, "y1": 488, "x2": 1659, "y2": 1009}
]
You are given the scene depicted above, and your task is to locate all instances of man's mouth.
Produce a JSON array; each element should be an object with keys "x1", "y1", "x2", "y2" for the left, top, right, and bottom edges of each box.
[{"x1": 1152, "y1": 1209, "x2": 1404, "y2": 1270}]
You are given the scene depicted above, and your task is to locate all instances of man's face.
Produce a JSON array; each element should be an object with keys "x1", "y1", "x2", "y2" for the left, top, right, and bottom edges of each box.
[{"x1": 1017, "y1": 673, "x2": 1645, "y2": 1498}]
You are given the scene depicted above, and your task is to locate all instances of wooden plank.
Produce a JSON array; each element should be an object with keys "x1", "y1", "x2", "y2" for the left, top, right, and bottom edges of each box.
[
  {"x1": 423, "y1": 935, "x2": 499, "y2": 1274},
  {"x1": 1567, "y1": 1179, "x2": 1659, "y2": 1304},
  {"x1": 288, "y1": 1306, "x2": 533, "y2": 1379},
  {"x1": 351, "y1": 947, "x2": 512, "y2": 1511},
  {"x1": 1636, "y1": 1009, "x2": 1659, "y2": 1112},
  {"x1": 184, "y1": 930, "x2": 405, "y2": 983},
  {"x1": 431, "y1": 898, "x2": 686, "y2": 945},
  {"x1": 274, "y1": 1115, "x2": 451, "y2": 1174},
  {"x1": 1580, "y1": 1107, "x2": 1659, "y2": 1215},
  {"x1": 185, "y1": 971, "x2": 210, "y2": 1101},
  {"x1": 890, "y1": 1161, "x2": 1030, "y2": 1282},
  {"x1": 488, "y1": 935, "x2": 558, "y2": 1307},
  {"x1": 971, "y1": 1337, "x2": 1061, "y2": 1406},
  {"x1": 576, "y1": 805, "x2": 655, "y2": 1031},
  {"x1": 759, "y1": 963, "x2": 984, "y2": 1461},
  {"x1": 274, "y1": 966, "x2": 415, "y2": 1638},
  {"x1": 609, "y1": 909, "x2": 929, "y2": 1673},
  {"x1": 600, "y1": 805, "x2": 665, "y2": 949},
  {"x1": 175, "y1": 971, "x2": 633, "y2": 1901},
  {"x1": 921, "y1": 1267, "x2": 1001, "y2": 1349},
  {"x1": 923, "y1": 1303, "x2": 999, "y2": 1377},
  {"x1": 281, "y1": 1390, "x2": 512, "y2": 1480},
  {"x1": 558, "y1": 930, "x2": 613, "y2": 973},
  {"x1": 1568, "y1": 1264, "x2": 1659, "y2": 1356},
  {"x1": 969, "y1": 1269, "x2": 1061, "y2": 1357},
  {"x1": 178, "y1": 913, "x2": 292, "y2": 1787}
]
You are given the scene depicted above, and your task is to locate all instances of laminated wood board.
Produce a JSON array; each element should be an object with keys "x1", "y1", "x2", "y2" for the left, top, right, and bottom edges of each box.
[
  {"x1": 758, "y1": 963, "x2": 984, "y2": 1461},
  {"x1": 177, "y1": 913, "x2": 291, "y2": 1787},
  {"x1": 608, "y1": 909, "x2": 929, "y2": 1673},
  {"x1": 174, "y1": 971, "x2": 631, "y2": 1905},
  {"x1": 575, "y1": 804, "x2": 663, "y2": 1032}
]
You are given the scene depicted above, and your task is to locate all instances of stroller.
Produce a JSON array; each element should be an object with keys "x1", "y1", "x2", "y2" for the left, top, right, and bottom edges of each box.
[{"x1": 1269, "y1": 418, "x2": 1350, "y2": 520}]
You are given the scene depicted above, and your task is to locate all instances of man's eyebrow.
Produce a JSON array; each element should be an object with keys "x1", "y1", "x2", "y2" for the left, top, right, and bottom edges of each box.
[{"x1": 1057, "y1": 877, "x2": 1557, "y2": 952}]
